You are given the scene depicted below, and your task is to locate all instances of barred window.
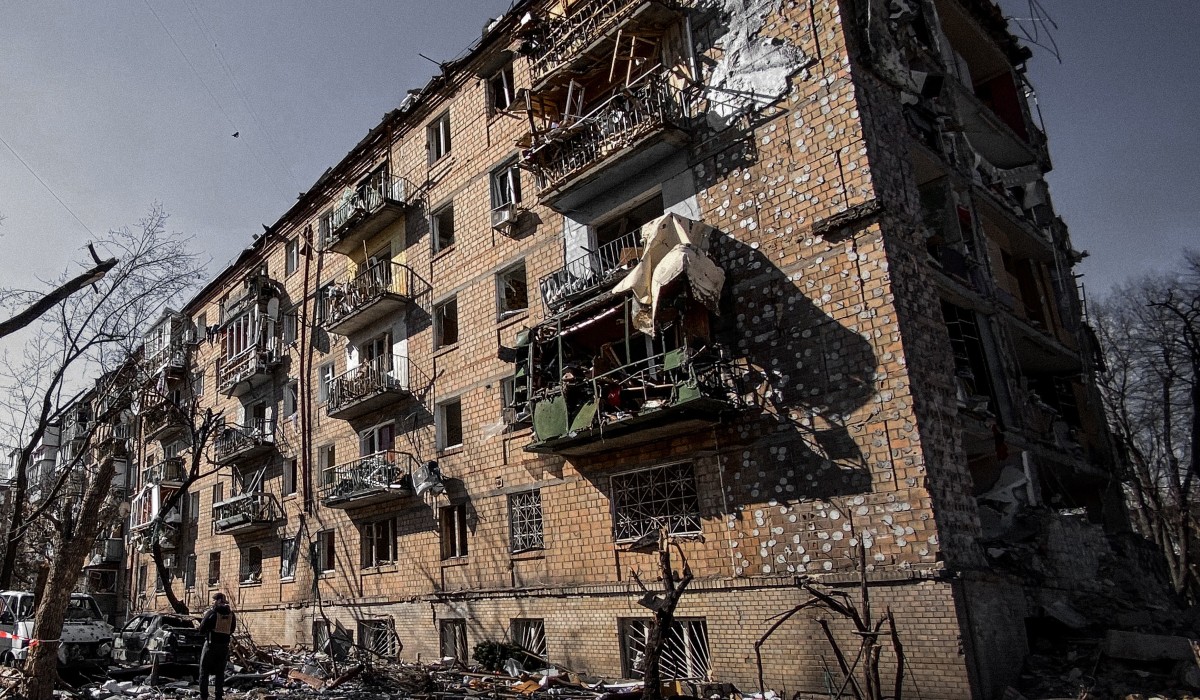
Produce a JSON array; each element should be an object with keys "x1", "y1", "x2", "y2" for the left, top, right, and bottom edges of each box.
[
  {"x1": 610, "y1": 462, "x2": 701, "y2": 542},
  {"x1": 358, "y1": 619, "x2": 398, "y2": 659},
  {"x1": 510, "y1": 618, "x2": 548, "y2": 661},
  {"x1": 508, "y1": 490, "x2": 544, "y2": 553},
  {"x1": 620, "y1": 618, "x2": 710, "y2": 680}
]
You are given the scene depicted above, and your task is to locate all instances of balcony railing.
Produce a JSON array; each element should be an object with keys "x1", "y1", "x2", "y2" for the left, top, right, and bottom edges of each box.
[
  {"x1": 527, "y1": 73, "x2": 696, "y2": 202},
  {"x1": 144, "y1": 340, "x2": 187, "y2": 374},
  {"x1": 323, "y1": 173, "x2": 411, "y2": 255},
  {"x1": 142, "y1": 403, "x2": 185, "y2": 441},
  {"x1": 326, "y1": 354, "x2": 417, "y2": 420},
  {"x1": 96, "y1": 423, "x2": 131, "y2": 459},
  {"x1": 213, "y1": 419, "x2": 275, "y2": 465},
  {"x1": 540, "y1": 230, "x2": 642, "y2": 312},
  {"x1": 84, "y1": 538, "x2": 123, "y2": 568},
  {"x1": 319, "y1": 450, "x2": 418, "y2": 509},
  {"x1": 212, "y1": 492, "x2": 280, "y2": 535},
  {"x1": 320, "y1": 261, "x2": 423, "y2": 337},
  {"x1": 217, "y1": 345, "x2": 279, "y2": 396},
  {"x1": 526, "y1": 346, "x2": 751, "y2": 455},
  {"x1": 142, "y1": 457, "x2": 184, "y2": 486},
  {"x1": 527, "y1": 0, "x2": 677, "y2": 86}
]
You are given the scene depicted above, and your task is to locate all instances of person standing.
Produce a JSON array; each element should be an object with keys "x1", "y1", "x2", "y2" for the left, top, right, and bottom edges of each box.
[{"x1": 197, "y1": 592, "x2": 236, "y2": 700}]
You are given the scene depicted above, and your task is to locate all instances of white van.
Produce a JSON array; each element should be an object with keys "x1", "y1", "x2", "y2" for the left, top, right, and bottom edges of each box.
[{"x1": 0, "y1": 591, "x2": 113, "y2": 667}]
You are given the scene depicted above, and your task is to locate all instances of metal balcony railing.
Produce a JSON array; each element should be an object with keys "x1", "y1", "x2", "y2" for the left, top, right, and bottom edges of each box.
[
  {"x1": 327, "y1": 355, "x2": 415, "y2": 415},
  {"x1": 318, "y1": 450, "x2": 417, "y2": 507},
  {"x1": 142, "y1": 404, "x2": 185, "y2": 440},
  {"x1": 142, "y1": 457, "x2": 184, "y2": 485},
  {"x1": 325, "y1": 173, "x2": 411, "y2": 248},
  {"x1": 85, "y1": 538, "x2": 123, "y2": 567},
  {"x1": 529, "y1": 73, "x2": 695, "y2": 196},
  {"x1": 528, "y1": 0, "x2": 664, "y2": 85},
  {"x1": 144, "y1": 340, "x2": 187, "y2": 373},
  {"x1": 539, "y1": 230, "x2": 642, "y2": 311},
  {"x1": 213, "y1": 419, "x2": 275, "y2": 464},
  {"x1": 319, "y1": 261, "x2": 422, "y2": 332},
  {"x1": 217, "y1": 344, "x2": 278, "y2": 394},
  {"x1": 212, "y1": 492, "x2": 280, "y2": 535}
]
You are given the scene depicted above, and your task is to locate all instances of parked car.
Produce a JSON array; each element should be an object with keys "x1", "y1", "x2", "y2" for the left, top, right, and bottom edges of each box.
[
  {"x1": 0, "y1": 591, "x2": 113, "y2": 668},
  {"x1": 112, "y1": 612, "x2": 204, "y2": 666}
]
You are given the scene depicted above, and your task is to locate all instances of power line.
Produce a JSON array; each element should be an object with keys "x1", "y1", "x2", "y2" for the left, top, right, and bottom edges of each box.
[{"x1": 0, "y1": 131, "x2": 96, "y2": 237}]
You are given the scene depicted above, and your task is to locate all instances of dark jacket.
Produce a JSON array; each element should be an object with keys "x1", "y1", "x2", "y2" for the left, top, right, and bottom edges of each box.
[{"x1": 198, "y1": 603, "x2": 236, "y2": 647}]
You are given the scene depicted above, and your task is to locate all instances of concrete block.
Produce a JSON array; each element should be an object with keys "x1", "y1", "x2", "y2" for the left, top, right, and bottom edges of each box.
[{"x1": 1103, "y1": 629, "x2": 1195, "y2": 662}]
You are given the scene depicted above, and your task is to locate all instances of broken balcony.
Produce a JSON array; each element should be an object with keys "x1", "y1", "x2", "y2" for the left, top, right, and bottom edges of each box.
[
  {"x1": 217, "y1": 345, "x2": 280, "y2": 397},
  {"x1": 525, "y1": 0, "x2": 683, "y2": 89},
  {"x1": 323, "y1": 173, "x2": 412, "y2": 256},
  {"x1": 142, "y1": 403, "x2": 185, "y2": 442},
  {"x1": 320, "y1": 262, "x2": 423, "y2": 337},
  {"x1": 326, "y1": 354, "x2": 416, "y2": 421},
  {"x1": 540, "y1": 230, "x2": 642, "y2": 312},
  {"x1": 142, "y1": 457, "x2": 184, "y2": 487},
  {"x1": 213, "y1": 419, "x2": 275, "y2": 465},
  {"x1": 319, "y1": 450, "x2": 418, "y2": 509},
  {"x1": 95, "y1": 422, "x2": 131, "y2": 460},
  {"x1": 212, "y1": 492, "x2": 280, "y2": 535},
  {"x1": 525, "y1": 73, "x2": 696, "y2": 211},
  {"x1": 83, "y1": 538, "x2": 123, "y2": 569}
]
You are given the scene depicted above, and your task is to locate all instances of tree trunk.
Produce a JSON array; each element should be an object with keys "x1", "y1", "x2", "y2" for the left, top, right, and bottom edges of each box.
[
  {"x1": 642, "y1": 545, "x2": 693, "y2": 700},
  {"x1": 151, "y1": 539, "x2": 188, "y2": 615}
]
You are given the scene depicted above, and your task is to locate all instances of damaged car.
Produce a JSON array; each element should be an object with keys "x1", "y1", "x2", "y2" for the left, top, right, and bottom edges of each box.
[
  {"x1": 0, "y1": 591, "x2": 113, "y2": 668},
  {"x1": 112, "y1": 612, "x2": 204, "y2": 666}
]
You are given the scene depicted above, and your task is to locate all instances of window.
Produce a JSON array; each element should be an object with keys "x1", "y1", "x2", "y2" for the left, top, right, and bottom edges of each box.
[
  {"x1": 281, "y1": 536, "x2": 298, "y2": 580},
  {"x1": 282, "y1": 308, "x2": 298, "y2": 345},
  {"x1": 184, "y1": 554, "x2": 196, "y2": 590},
  {"x1": 285, "y1": 239, "x2": 300, "y2": 276},
  {"x1": 437, "y1": 399, "x2": 463, "y2": 450},
  {"x1": 361, "y1": 519, "x2": 396, "y2": 568},
  {"x1": 137, "y1": 565, "x2": 147, "y2": 595},
  {"x1": 240, "y1": 546, "x2": 263, "y2": 584},
  {"x1": 315, "y1": 530, "x2": 336, "y2": 572},
  {"x1": 433, "y1": 297, "x2": 458, "y2": 349},
  {"x1": 509, "y1": 490, "x2": 543, "y2": 553},
  {"x1": 496, "y1": 262, "x2": 528, "y2": 319},
  {"x1": 620, "y1": 618, "x2": 710, "y2": 680},
  {"x1": 432, "y1": 203, "x2": 455, "y2": 253},
  {"x1": 212, "y1": 482, "x2": 224, "y2": 506},
  {"x1": 283, "y1": 458, "x2": 298, "y2": 497},
  {"x1": 155, "y1": 567, "x2": 165, "y2": 592},
  {"x1": 188, "y1": 492, "x2": 200, "y2": 524},
  {"x1": 510, "y1": 619, "x2": 547, "y2": 661},
  {"x1": 359, "y1": 423, "x2": 395, "y2": 457},
  {"x1": 207, "y1": 552, "x2": 221, "y2": 586},
  {"x1": 427, "y1": 112, "x2": 451, "y2": 163},
  {"x1": 440, "y1": 504, "x2": 468, "y2": 559},
  {"x1": 440, "y1": 619, "x2": 467, "y2": 660},
  {"x1": 283, "y1": 380, "x2": 299, "y2": 417},
  {"x1": 194, "y1": 313, "x2": 207, "y2": 342},
  {"x1": 359, "y1": 619, "x2": 398, "y2": 659},
  {"x1": 610, "y1": 463, "x2": 701, "y2": 542},
  {"x1": 490, "y1": 161, "x2": 521, "y2": 210},
  {"x1": 313, "y1": 621, "x2": 353, "y2": 661},
  {"x1": 318, "y1": 445, "x2": 337, "y2": 488},
  {"x1": 318, "y1": 211, "x2": 333, "y2": 249},
  {"x1": 192, "y1": 370, "x2": 205, "y2": 398},
  {"x1": 317, "y1": 362, "x2": 335, "y2": 403},
  {"x1": 489, "y1": 65, "x2": 515, "y2": 113}
]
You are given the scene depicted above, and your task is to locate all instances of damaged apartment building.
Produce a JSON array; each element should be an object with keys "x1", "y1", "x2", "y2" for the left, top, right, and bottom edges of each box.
[{"x1": 115, "y1": 0, "x2": 1128, "y2": 697}]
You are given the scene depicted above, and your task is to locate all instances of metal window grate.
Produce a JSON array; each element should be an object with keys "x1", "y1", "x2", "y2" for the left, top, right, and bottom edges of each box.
[
  {"x1": 620, "y1": 618, "x2": 711, "y2": 680},
  {"x1": 511, "y1": 618, "x2": 548, "y2": 661},
  {"x1": 611, "y1": 462, "x2": 701, "y2": 542},
  {"x1": 358, "y1": 619, "x2": 398, "y2": 659},
  {"x1": 509, "y1": 490, "x2": 544, "y2": 553}
]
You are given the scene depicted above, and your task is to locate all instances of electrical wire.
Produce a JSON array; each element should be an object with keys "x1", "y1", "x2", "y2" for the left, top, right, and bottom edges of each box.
[{"x1": 0, "y1": 131, "x2": 96, "y2": 237}]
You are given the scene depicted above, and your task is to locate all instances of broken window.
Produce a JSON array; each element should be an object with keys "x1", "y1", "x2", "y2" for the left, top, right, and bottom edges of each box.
[
  {"x1": 315, "y1": 530, "x2": 336, "y2": 573},
  {"x1": 285, "y1": 238, "x2": 300, "y2": 276},
  {"x1": 496, "y1": 262, "x2": 529, "y2": 320},
  {"x1": 318, "y1": 444, "x2": 337, "y2": 488},
  {"x1": 610, "y1": 462, "x2": 701, "y2": 543},
  {"x1": 440, "y1": 619, "x2": 467, "y2": 660},
  {"x1": 359, "y1": 619, "x2": 399, "y2": 659},
  {"x1": 434, "y1": 297, "x2": 459, "y2": 349},
  {"x1": 594, "y1": 193, "x2": 663, "y2": 248},
  {"x1": 283, "y1": 458, "x2": 298, "y2": 497},
  {"x1": 207, "y1": 552, "x2": 221, "y2": 586},
  {"x1": 137, "y1": 565, "x2": 148, "y2": 595},
  {"x1": 490, "y1": 161, "x2": 522, "y2": 210},
  {"x1": 508, "y1": 489, "x2": 544, "y2": 553},
  {"x1": 488, "y1": 64, "x2": 515, "y2": 113},
  {"x1": 184, "y1": 554, "x2": 196, "y2": 590},
  {"x1": 283, "y1": 380, "x2": 299, "y2": 418},
  {"x1": 510, "y1": 618, "x2": 548, "y2": 662},
  {"x1": 432, "y1": 203, "x2": 455, "y2": 253},
  {"x1": 313, "y1": 621, "x2": 352, "y2": 660},
  {"x1": 240, "y1": 546, "x2": 263, "y2": 584},
  {"x1": 428, "y1": 112, "x2": 451, "y2": 163},
  {"x1": 941, "y1": 301, "x2": 997, "y2": 413},
  {"x1": 194, "y1": 312, "x2": 208, "y2": 342},
  {"x1": 361, "y1": 518, "x2": 396, "y2": 568},
  {"x1": 619, "y1": 618, "x2": 710, "y2": 680},
  {"x1": 317, "y1": 362, "x2": 335, "y2": 404},
  {"x1": 282, "y1": 308, "x2": 298, "y2": 345},
  {"x1": 318, "y1": 211, "x2": 333, "y2": 249},
  {"x1": 437, "y1": 399, "x2": 463, "y2": 450},
  {"x1": 440, "y1": 504, "x2": 468, "y2": 559},
  {"x1": 281, "y1": 536, "x2": 298, "y2": 580},
  {"x1": 188, "y1": 492, "x2": 200, "y2": 524}
]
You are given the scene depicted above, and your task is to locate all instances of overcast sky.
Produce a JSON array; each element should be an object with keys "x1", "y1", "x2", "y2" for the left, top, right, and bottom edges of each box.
[{"x1": 0, "y1": 0, "x2": 1195, "y2": 307}]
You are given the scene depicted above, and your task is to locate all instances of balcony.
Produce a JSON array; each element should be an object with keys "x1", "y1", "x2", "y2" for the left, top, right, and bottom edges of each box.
[
  {"x1": 323, "y1": 173, "x2": 412, "y2": 256},
  {"x1": 142, "y1": 457, "x2": 184, "y2": 487},
  {"x1": 213, "y1": 419, "x2": 275, "y2": 465},
  {"x1": 217, "y1": 346, "x2": 280, "y2": 397},
  {"x1": 526, "y1": 347, "x2": 751, "y2": 456},
  {"x1": 143, "y1": 339, "x2": 187, "y2": 376},
  {"x1": 84, "y1": 538, "x2": 123, "y2": 569},
  {"x1": 326, "y1": 355, "x2": 417, "y2": 421},
  {"x1": 319, "y1": 450, "x2": 418, "y2": 509},
  {"x1": 96, "y1": 423, "x2": 131, "y2": 460},
  {"x1": 212, "y1": 492, "x2": 280, "y2": 535},
  {"x1": 142, "y1": 401, "x2": 186, "y2": 441},
  {"x1": 540, "y1": 230, "x2": 641, "y2": 312},
  {"x1": 525, "y1": 73, "x2": 696, "y2": 211},
  {"x1": 320, "y1": 262, "x2": 423, "y2": 337},
  {"x1": 526, "y1": 0, "x2": 681, "y2": 89}
]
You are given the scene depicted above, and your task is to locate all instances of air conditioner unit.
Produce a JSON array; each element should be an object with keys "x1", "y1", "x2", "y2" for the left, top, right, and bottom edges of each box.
[{"x1": 491, "y1": 203, "x2": 521, "y2": 235}]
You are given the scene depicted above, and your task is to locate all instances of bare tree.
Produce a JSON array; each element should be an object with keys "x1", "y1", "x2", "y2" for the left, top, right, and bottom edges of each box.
[
  {"x1": 0, "y1": 206, "x2": 201, "y2": 700},
  {"x1": 1093, "y1": 250, "x2": 1200, "y2": 601}
]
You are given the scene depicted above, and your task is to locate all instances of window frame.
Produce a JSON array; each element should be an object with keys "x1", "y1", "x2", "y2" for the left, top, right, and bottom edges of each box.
[
  {"x1": 240, "y1": 545, "x2": 263, "y2": 585},
  {"x1": 280, "y1": 536, "x2": 299, "y2": 580},
  {"x1": 427, "y1": 112, "x2": 452, "y2": 164},
  {"x1": 510, "y1": 618, "x2": 548, "y2": 660},
  {"x1": 440, "y1": 504, "x2": 468, "y2": 560},
  {"x1": 283, "y1": 458, "x2": 298, "y2": 497},
  {"x1": 488, "y1": 64, "x2": 515, "y2": 114},
  {"x1": 207, "y1": 552, "x2": 221, "y2": 586},
  {"x1": 490, "y1": 160, "x2": 522, "y2": 210},
  {"x1": 285, "y1": 239, "x2": 300, "y2": 276},
  {"x1": 609, "y1": 462, "x2": 702, "y2": 543},
  {"x1": 358, "y1": 619, "x2": 399, "y2": 659},
  {"x1": 619, "y1": 617, "x2": 710, "y2": 680},
  {"x1": 318, "y1": 444, "x2": 337, "y2": 488},
  {"x1": 316, "y1": 529, "x2": 336, "y2": 573},
  {"x1": 433, "y1": 296, "x2": 459, "y2": 350},
  {"x1": 508, "y1": 489, "x2": 544, "y2": 554},
  {"x1": 431, "y1": 202, "x2": 455, "y2": 254},
  {"x1": 437, "y1": 398, "x2": 464, "y2": 451},
  {"x1": 317, "y1": 362, "x2": 335, "y2": 404},
  {"x1": 496, "y1": 260, "x2": 529, "y2": 320},
  {"x1": 361, "y1": 518, "x2": 397, "y2": 568}
]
